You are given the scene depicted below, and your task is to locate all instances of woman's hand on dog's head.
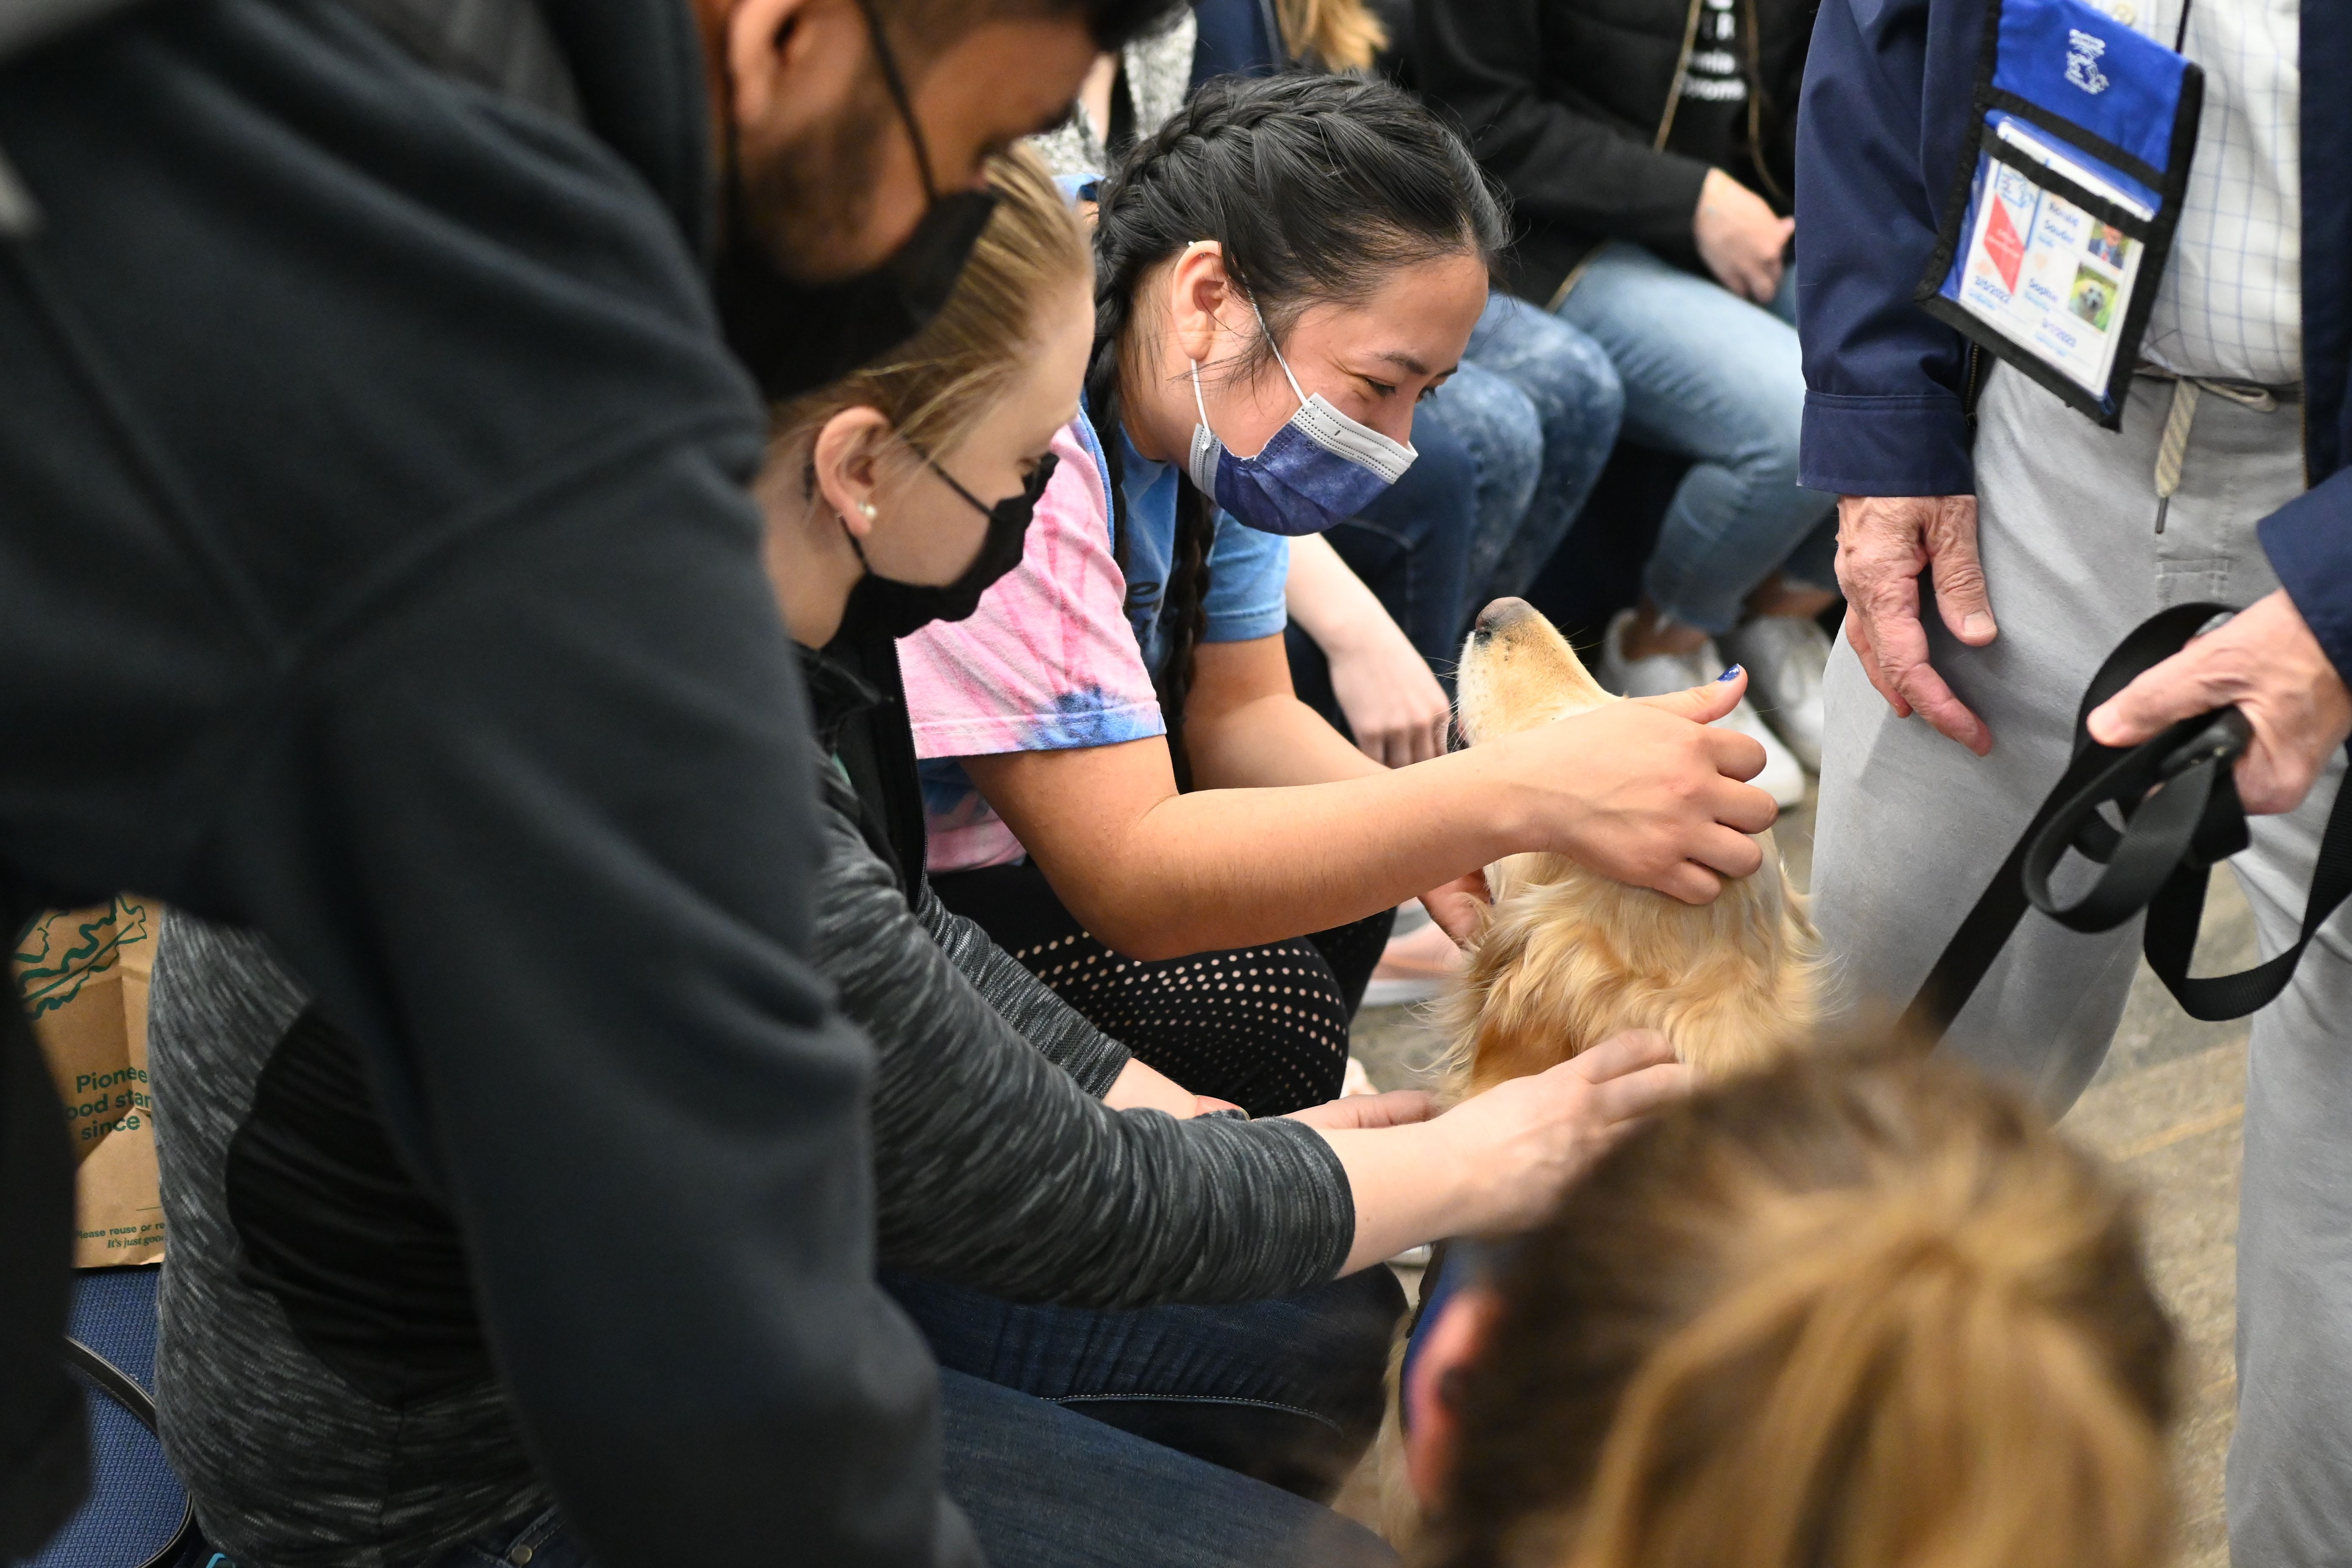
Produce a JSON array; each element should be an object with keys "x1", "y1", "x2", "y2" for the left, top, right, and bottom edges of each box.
[
  {"x1": 1310, "y1": 1035, "x2": 1688, "y2": 1273},
  {"x1": 1441, "y1": 1030, "x2": 1692, "y2": 1235},
  {"x1": 1495, "y1": 673, "x2": 1780, "y2": 904}
]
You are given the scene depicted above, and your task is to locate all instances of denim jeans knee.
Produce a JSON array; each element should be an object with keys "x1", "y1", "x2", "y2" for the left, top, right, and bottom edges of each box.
[
  {"x1": 1554, "y1": 245, "x2": 1834, "y2": 633},
  {"x1": 1463, "y1": 293, "x2": 1625, "y2": 608},
  {"x1": 883, "y1": 1267, "x2": 1407, "y2": 1503}
]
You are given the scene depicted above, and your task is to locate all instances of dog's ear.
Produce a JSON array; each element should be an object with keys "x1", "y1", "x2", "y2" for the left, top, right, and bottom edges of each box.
[
  {"x1": 1434, "y1": 892, "x2": 1529, "y2": 1102},
  {"x1": 1454, "y1": 889, "x2": 1625, "y2": 1094}
]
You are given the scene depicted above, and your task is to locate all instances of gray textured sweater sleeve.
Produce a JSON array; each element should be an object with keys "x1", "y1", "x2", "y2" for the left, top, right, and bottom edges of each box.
[
  {"x1": 810, "y1": 779, "x2": 1353, "y2": 1308},
  {"x1": 915, "y1": 888, "x2": 1131, "y2": 1098}
]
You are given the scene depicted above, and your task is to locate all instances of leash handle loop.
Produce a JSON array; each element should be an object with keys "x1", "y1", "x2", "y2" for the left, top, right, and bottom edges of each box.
[{"x1": 1904, "y1": 602, "x2": 2352, "y2": 1043}]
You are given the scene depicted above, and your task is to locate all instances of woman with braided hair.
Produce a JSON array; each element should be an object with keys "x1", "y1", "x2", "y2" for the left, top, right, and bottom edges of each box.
[
  {"x1": 899, "y1": 73, "x2": 1779, "y2": 1120},
  {"x1": 1402, "y1": 1047, "x2": 2179, "y2": 1568}
]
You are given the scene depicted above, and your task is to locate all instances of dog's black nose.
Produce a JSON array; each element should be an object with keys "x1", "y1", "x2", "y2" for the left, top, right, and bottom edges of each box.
[{"x1": 1474, "y1": 597, "x2": 1533, "y2": 640}]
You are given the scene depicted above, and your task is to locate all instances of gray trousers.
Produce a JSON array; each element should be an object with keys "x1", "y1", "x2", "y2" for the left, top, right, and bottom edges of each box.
[{"x1": 1814, "y1": 364, "x2": 2352, "y2": 1568}]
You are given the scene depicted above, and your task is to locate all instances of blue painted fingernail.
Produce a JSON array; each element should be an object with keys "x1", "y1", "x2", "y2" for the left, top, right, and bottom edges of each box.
[{"x1": 1718, "y1": 664, "x2": 1742, "y2": 681}]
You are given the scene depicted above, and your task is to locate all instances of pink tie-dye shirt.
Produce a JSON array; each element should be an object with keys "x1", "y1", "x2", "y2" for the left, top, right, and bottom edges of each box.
[{"x1": 897, "y1": 416, "x2": 1167, "y2": 871}]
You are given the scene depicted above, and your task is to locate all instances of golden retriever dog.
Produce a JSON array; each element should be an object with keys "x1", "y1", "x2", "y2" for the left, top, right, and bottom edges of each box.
[
  {"x1": 1353, "y1": 599, "x2": 1821, "y2": 1548},
  {"x1": 1438, "y1": 596, "x2": 1820, "y2": 1094}
]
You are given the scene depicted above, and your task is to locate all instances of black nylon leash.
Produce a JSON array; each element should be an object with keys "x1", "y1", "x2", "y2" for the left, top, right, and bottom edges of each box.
[
  {"x1": 60, "y1": 1335, "x2": 199, "y2": 1568},
  {"x1": 1904, "y1": 602, "x2": 2352, "y2": 1042}
]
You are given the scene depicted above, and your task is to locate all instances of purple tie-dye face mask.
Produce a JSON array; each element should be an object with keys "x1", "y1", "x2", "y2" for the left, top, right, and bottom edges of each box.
[{"x1": 1184, "y1": 306, "x2": 1418, "y2": 536}]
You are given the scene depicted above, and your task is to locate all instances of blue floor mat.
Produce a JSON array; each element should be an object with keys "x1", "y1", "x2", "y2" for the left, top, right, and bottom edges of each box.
[{"x1": 26, "y1": 1266, "x2": 204, "y2": 1568}]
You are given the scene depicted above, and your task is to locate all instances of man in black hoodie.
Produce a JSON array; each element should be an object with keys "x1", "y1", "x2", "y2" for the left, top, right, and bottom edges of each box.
[{"x1": 0, "y1": 0, "x2": 1165, "y2": 1560}]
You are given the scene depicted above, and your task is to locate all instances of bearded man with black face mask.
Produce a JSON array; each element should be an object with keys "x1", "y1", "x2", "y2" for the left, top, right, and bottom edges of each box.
[{"x1": 0, "y1": 0, "x2": 1173, "y2": 1560}]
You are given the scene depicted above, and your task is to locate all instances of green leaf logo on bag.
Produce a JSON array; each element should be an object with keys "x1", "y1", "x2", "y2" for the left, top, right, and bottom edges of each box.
[{"x1": 14, "y1": 896, "x2": 148, "y2": 1017}]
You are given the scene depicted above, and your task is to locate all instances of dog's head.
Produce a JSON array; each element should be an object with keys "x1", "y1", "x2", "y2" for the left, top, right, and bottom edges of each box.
[
  {"x1": 1440, "y1": 599, "x2": 1819, "y2": 1096},
  {"x1": 1454, "y1": 596, "x2": 1618, "y2": 743}
]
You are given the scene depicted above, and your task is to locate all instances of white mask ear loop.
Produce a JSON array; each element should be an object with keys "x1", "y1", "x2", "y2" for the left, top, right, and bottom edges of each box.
[
  {"x1": 1184, "y1": 259, "x2": 1308, "y2": 440},
  {"x1": 1249, "y1": 299, "x2": 1311, "y2": 408}
]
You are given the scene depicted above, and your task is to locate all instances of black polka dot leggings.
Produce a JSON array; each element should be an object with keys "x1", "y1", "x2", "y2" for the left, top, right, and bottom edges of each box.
[{"x1": 929, "y1": 858, "x2": 1396, "y2": 1119}]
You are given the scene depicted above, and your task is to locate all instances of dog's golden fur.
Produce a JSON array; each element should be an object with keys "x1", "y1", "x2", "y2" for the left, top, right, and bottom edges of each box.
[
  {"x1": 1437, "y1": 599, "x2": 1821, "y2": 1096},
  {"x1": 1356, "y1": 602, "x2": 1823, "y2": 1550},
  {"x1": 1358, "y1": 624, "x2": 1822, "y2": 1547}
]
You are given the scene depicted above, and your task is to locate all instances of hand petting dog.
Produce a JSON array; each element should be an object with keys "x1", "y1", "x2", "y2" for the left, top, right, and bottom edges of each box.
[{"x1": 1315, "y1": 1029, "x2": 1690, "y2": 1273}]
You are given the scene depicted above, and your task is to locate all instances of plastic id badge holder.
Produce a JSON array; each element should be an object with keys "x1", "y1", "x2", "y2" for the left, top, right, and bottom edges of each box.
[{"x1": 1916, "y1": 0, "x2": 2202, "y2": 427}]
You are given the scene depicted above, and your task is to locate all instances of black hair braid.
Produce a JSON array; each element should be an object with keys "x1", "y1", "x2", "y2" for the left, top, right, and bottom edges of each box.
[
  {"x1": 1086, "y1": 73, "x2": 1507, "y2": 788},
  {"x1": 1154, "y1": 484, "x2": 1217, "y2": 789}
]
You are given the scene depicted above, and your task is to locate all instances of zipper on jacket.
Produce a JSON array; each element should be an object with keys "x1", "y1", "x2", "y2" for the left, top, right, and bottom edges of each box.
[
  {"x1": 1652, "y1": 0, "x2": 1706, "y2": 150},
  {"x1": 1742, "y1": 0, "x2": 1786, "y2": 203},
  {"x1": 1657, "y1": 0, "x2": 1786, "y2": 210}
]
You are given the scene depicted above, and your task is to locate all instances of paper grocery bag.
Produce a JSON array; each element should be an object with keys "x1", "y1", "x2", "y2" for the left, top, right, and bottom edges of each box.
[{"x1": 13, "y1": 897, "x2": 164, "y2": 1266}]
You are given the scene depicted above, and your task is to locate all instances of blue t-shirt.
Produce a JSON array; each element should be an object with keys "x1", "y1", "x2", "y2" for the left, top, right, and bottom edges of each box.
[{"x1": 1114, "y1": 425, "x2": 1291, "y2": 679}]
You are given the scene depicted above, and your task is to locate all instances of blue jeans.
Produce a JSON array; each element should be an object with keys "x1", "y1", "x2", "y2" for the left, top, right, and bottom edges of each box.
[
  {"x1": 1553, "y1": 243, "x2": 1837, "y2": 635},
  {"x1": 430, "y1": 1373, "x2": 1399, "y2": 1568},
  {"x1": 1460, "y1": 293, "x2": 1625, "y2": 615},
  {"x1": 433, "y1": 1506, "x2": 586, "y2": 1568},
  {"x1": 939, "y1": 1369, "x2": 1396, "y2": 1568},
  {"x1": 883, "y1": 1267, "x2": 1406, "y2": 1505}
]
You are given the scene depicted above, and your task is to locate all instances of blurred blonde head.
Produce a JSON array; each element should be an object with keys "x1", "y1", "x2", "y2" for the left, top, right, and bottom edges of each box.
[
  {"x1": 1275, "y1": 0, "x2": 1386, "y2": 71},
  {"x1": 1414, "y1": 1047, "x2": 2178, "y2": 1568}
]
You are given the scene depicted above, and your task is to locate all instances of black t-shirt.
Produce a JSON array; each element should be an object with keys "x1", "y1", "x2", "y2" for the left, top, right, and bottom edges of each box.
[{"x1": 1667, "y1": 0, "x2": 1752, "y2": 180}]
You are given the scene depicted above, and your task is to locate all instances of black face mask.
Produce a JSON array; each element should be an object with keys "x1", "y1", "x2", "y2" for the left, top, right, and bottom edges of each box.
[
  {"x1": 711, "y1": 0, "x2": 1002, "y2": 401},
  {"x1": 841, "y1": 448, "x2": 1060, "y2": 641}
]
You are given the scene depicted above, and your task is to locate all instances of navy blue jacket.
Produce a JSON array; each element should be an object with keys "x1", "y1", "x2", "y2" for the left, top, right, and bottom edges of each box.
[{"x1": 1794, "y1": 0, "x2": 2352, "y2": 683}]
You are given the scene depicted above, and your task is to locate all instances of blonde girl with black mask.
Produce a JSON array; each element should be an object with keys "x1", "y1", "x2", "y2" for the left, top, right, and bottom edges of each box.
[{"x1": 899, "y1": 75, "x2": 1777, "y2": 1122}]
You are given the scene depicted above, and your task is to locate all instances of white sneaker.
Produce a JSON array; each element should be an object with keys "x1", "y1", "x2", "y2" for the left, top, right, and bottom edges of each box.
[
  {"x1": 1599, "y1": 610, "x2": 1809, "y2": 808},
  {"x1": 1720, "y1": 614, "x2": 1831, "y2": 773}
]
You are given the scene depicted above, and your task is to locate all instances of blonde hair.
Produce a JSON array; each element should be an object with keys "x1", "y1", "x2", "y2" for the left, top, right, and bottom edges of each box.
[
  {"x1": 773, "y1": 147, "x2": 1090, "y2": 463},
  {"x1": 1276, "y1": 0, "x2": 1386, "y2": 72},
  {"x1": 1420, "y1": 1048, "x2": 2178, "y2": 1568}
]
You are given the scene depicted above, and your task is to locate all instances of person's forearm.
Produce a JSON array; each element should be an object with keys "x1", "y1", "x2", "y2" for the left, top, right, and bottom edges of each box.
[
  {"x1": 1310, "y1": 1031, "x2": 1690, "y2": 1271},
  {"x1": 919, "y1": 885, "x2": 1130, "y2": 1095},
  {"x1": 1050, "y1": 740, "x2": 1526, "y2": 958},
  {"x1": 1188, "y1": 688, "x2": 1384, "y2": 788},
  {"x1": 1105, "y1": 1056, "x2": 1203, "y2": 1116},
  {"x1": 817, "y1": 791, "x2": 1356, "y2": 1304},
  {"x1": 1284, "y1": 532, "x2": 1392, "y2": 653},
  {"x1": 1315, "y1": 1120, "x2": 1477, "y2": 1273}
]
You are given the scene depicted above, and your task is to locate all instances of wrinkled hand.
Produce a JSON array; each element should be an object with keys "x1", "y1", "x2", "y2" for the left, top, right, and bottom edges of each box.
[
  {"x1": 1329, "y1": 623, "x2": 1453, "y2": 767},
  {"x1": 1420, "y1": 870, "x2": 1491, "y2": 946},
  {"x1": 1491, "y1": 672, "x2": 1778, "y2": 904},
  {"x1": 2087, "y1": 589, "x2": 2352, "y2": 815},
  {"x1": 1286, "y1": 1089, "x2": 1439, "y2": 1131},
  {"x1": 1437, "y1": 1030, "x2": 1691, "y2": 1234},
  {"x1": 1836, "y1": 493, "x2": 1998, "y2": 754},
  {"x1": 1693, "y1": 168, "x2": 1794, "y2": 304}
]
